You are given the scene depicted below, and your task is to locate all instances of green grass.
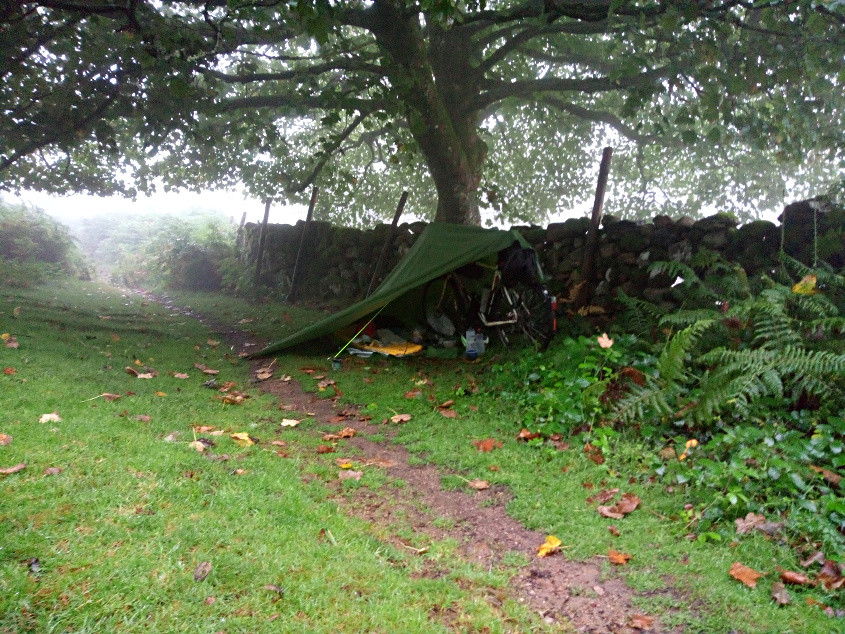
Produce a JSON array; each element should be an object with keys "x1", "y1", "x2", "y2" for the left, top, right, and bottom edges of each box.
[
  {"x1": 0, "y1": 280, "x2": 549, "y2": 633},
  {"x1": 160, "y1": 289, "x2": 845, "y2": 634}
]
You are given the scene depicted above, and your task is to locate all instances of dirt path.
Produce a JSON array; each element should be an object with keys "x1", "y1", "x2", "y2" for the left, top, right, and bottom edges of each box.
[{"x1": 148, "y1": 293, "x2": 687, "y2": 632}]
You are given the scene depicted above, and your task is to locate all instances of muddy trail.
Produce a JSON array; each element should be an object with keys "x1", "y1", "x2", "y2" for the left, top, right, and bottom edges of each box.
[{"x1": 147, "y1": 292, "x2": 690, "y2": 632}]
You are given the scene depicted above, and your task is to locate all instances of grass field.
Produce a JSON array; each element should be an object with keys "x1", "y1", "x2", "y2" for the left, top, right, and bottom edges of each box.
[{"x1": 2, "y1": 280, "x2": 841, "y2": 633}]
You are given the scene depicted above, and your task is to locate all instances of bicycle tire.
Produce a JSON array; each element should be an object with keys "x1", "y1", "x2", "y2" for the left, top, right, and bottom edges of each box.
[
  {"x1": 423, "y1": 274, "x2": 470, "y2": 339},
  {"x1": 493, "y1": 283, "x2": 554, "y2": 351}
]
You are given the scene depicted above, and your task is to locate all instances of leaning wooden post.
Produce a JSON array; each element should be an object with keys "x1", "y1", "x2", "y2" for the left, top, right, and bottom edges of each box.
[
  {"x1": 366, "y1": 191, "x2": 408, "y2": 297},
  {"x1": 254, "y1": 200, "x2": 271, "y2": 291},
  {"x1": 287, "y1": 186, "x2": 318, "y2": 303},
  {"x1": 576, "y1": 146, "x2": 613, "y2": 309}
]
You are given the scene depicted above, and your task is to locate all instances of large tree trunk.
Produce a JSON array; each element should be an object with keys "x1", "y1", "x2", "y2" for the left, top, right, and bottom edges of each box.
[{"x1": 369, "y1": 1, "x2": 485, "y2": 225}]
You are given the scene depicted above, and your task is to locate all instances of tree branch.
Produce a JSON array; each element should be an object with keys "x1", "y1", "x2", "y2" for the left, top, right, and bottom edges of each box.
[{"x1": 474, "y1": 66, "x2": 669, "y2": 110}]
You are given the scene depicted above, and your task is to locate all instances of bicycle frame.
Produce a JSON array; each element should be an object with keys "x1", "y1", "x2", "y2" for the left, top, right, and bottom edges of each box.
[{"x1": 477, "y1": 270, "x2": 520, "y2": 328}]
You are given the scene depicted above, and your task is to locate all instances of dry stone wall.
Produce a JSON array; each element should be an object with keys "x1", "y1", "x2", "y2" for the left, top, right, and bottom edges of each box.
[{"x1": 242, "y1": 199, "x2": 845, "y2": 314}]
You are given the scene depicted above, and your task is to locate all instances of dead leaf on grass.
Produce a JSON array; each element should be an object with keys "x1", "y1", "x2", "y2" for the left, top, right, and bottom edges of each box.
[
  {"x1": 173, "y1": 372, "x2": 190, "y2": 379},
  {"x1": 390, "y1": 413, "x2": 412, "y2": 424},
  {"x1": 338, "y1": 470, "x2": 363, "y2": 481},
  {"x1": 584, "y1": 442, "x2": 605, "y2": 465},
  {"x1": 0, "y1": 462, "x2": 26, "y2": 475},
  {"x1": 597, "y1": 506, "x2": 625, "y2": 520},
  {"x1": 517, "y1": 428, "x2": 541, "y2": 442},
  {"x1": 809, "y1": 464, "x2": 841, "y2": 487},
  {"x1": 771, "y1": 581, "x2": 791, "y2": 605},
  {"x1": 43, "y1": 467, "x2": 63, "y2": 476},
  {"x1": 271, "y1": 440, "x2": 287, "y2": 447},
  {"x1": 0, "y1": 433, "x2": 11, "y2": 446},
  {"x1": 735, "y1": 512, "x2": 767, "y2": 534},
  {"x1": 194, "y1": 561, "x2": 212, "y2": 581},
  {"x1": 628, "y1": 614, "x2": 655, "y2": 630},
  {"x1": 404, "y1": 388, "x2": 422, "y2": 399},
  {"x1": 39, "y1": 412, "x2": 61, "y2": 423},
  {"x1": 230, "y1": 432, "x2": 256, "y2": 447},
  {"x1": 608, "y1": 525, "x2": 621, "y2": 537},
  {"x1": 817, "y1": 559, "x2": 845, "y2": 591},
  {"x1": 188, "y1": 440, "x2": 207, "y2": 453},
  {"x1": 472, "y1": 438, "x2": 502, "y2": 452},
  {"x1": 777, "y1": 568, "x2": 812, "y2": 586},
  {"x1": 220, "y1": 392, "x2": 248, "y2": 405},
  {"x1": 729, "y1": 562, "x2": 764, "y2": 588},
  {"x1": 280, "y1": 419, "x2": 301, "y2": 427},
  {"x1": 608, "y1": 549, "x2": 633, "y2": 565},
  {"x1": 438, "y1": 407, "x2": 458, "y2": 418},
  {"x1": 586, "y1": 488, "x2": 619, "y2": 505},
  {"x1": 194, "y1": 363, "x2": 220, "y2": 375},
  {"x1": 3, "y1": 367, "x2": 16, "y2": 375},
  {"x1": 537, "y1": 535, "x2": 562, "y2": 557},
  {"x1": 316, "y1": 445, "x2": 335, "y2": 454},
  {"x1": 800, "y1": 551, "x2": 826, "y2": 568},
  {"x1": 466, "y1": 479, "x2": 489, "y2": 490},
  {"x1": 3, "y1": 334, "x2": 19, "y2": 348}
]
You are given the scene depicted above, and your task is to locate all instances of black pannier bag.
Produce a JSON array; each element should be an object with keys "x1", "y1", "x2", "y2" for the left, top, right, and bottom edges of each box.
[{"x1": 497, "y1": 240, "x2": 539, "y2": 285}]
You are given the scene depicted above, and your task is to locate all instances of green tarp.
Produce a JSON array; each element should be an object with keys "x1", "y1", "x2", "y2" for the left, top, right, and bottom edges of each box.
[{"x1": 253, "y1": 222, "x2": 528, "y2": 357}]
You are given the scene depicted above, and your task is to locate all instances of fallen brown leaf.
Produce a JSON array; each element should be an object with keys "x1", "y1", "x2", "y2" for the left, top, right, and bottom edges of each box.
[
  {"x1": 771, "y1": 582, "x2": 791, "y2": 605},
  {"x1": 817, "y1": 559, "x2": 845, "y2": 591},
  {"x1": 735, "y1": 512, "x2": 767, "y2": 534},
  {"x1": 194, "y1": 561, "x2": 212, "y2": 581},
  {"x1": 0, "y1": 462, "x2": 26, "y2": 475},
  {"x1": 517, "y1": 428, "x2": 541, "y2": 441},
  {"x1": 584, "y1": 442, "x2": 605, "y2": 465},
  {"x1": 729, "y1": 562, "x2": 764, "y2": 588},
  {"x1": 316, "y1": 445, "x2": 335, "y2": 454},
  {"x1": 809, "y1": 464, "x2": 841, "y2": 487},
  {"x1": 338, "y1": 470, "x2": 363, "y2": 481},
  {"x1": 608, "y1": 549, "x2": 633, "y2": 565},
  {"x1": 800, "y1": 551, "x2": 826, "y2": 568},
  {"x1": 608, "y1": 525, "x2": 621, "y2": 537},
  {"x1": 778, "y1": 568, "x2": 812, "y2": 586},
  {"x1": 466, "y1": 479, "x2": 489, "y2": 490},
  {"x1": 404, "y1": 389, "x2": 422, "y2": 399},
  {"x1": 194, "y1": 363, "x2": 220, "y2": 375},
  {"x1": 472, "y1": 438, "x2": 502, "y2": 452},
  {"x1": 133, "y1": 415, "x2": 152, "y2": 422},
  {"x1": 586, "y1": 488, "x2": 619, "y2": 505},
  {"x1": 3, "y1": 367, "x2": 16, "y2": 375},
  {"x1": 271, "y1": 440, "x2": 287, "y2": 447},
  {"x1": 615, "y1": 492, "x2": 641, "y2": 514},
  {"x1": 390, "y1": 413, "x2": 412, "y2": 424},
  {"x1": 39, "y1": 412, "x2": 61, "y2": 423},
  {"x1": 43, "y1": 467, "x2": 63, "y2": 476},
  {"x1": 173, "y1": 372, "x2": 190, "y2": 379},
  {"x1": 0, "y1": 433, "x2": 11, "y2": 446},
  {"x1": 438, "y1": 408, "x2": 458, "y2": 418},
  {"x1": 597, "y1": 505, "x2": 625, "y2": 520},
  {"x1": 628, "y1": 614, "x2": 654, "y2": 630}
]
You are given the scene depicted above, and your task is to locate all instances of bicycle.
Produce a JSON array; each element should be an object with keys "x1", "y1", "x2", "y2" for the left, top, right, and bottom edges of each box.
[{"x1": 423, "y1": 262, "x2": 555, "y2": 351}]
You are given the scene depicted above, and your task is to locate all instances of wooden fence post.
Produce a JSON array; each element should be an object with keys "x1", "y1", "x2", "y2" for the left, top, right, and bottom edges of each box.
[
  {"x1": 575, "y1": 146, "x2": 613, "y2": 309},
  {"x1": 366, "y1": 191, "x2": 408, "y2": 297},
  {"x1": 287, "y1": 186, "x2": 319, "y2": 303},
  {"x1": 254, "y1": 200, "x2": 271, "y2": 292}
]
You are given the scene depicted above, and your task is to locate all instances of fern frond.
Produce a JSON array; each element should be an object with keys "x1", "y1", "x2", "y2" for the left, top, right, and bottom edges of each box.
[
  {"x1": 811, "y1": 317, "x2": 845, "y2": 335},
  {"x1": 616, "y1": 290, "x2": 662, "y2": 338},
  {"x1": 613, "y1": 380, "x2": 675, "y2": 424},
  {"x1": 776, "y1": 345, "x2": 845, "y2": 378},
  {"x1": 789, "y1": 292, "x2": 840, "y2": 319},
  {"x1": 648, "y1": 260, "x2": 699, "y2": 283},
  {"x1": 659, "y1": 309, "x2": 721, "y2": 328},
  {"x1": 658, "y1": 319, "x2": 717, "y2": 383},
  {"x1": 749, "y1": 289, "x2": 801, "y2": 348}
]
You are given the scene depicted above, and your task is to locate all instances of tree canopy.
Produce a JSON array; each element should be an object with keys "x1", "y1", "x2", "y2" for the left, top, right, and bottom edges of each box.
[{"x1": 2, "y1": 1, "x2": 844, "y2": 226}]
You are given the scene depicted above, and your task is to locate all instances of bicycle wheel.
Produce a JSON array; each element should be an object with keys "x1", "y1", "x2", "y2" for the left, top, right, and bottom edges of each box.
[
  {"x1": 494, "y1": 283, "x2": 554, "y2": 351},
  {"x1": 423, "y1": 275, "x2": 470, "y2": 339}
]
